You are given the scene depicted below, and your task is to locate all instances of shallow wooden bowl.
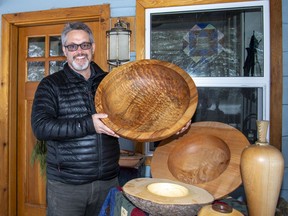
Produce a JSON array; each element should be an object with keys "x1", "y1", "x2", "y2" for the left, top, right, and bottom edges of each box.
[
  {"x1": 123, "y1": 178, "x2": 214, "y2": 216},
  {"x1": 151, "y1": 121, "x2": 250, "y2": 199},
  {"x1": 96, "y1": 59, "x2": 198, "y2": 141}
]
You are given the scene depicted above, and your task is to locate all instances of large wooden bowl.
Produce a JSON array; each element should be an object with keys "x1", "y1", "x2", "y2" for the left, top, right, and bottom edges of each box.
[
  {"x1": 123, "y1": 178, "x2": 214, "y2": 216},
  {"x1": 151, "y1": 121, "x2": 250, "y2": 199},
  {"x1": 95, "y1": 59, "x2": 198, "y2": 141}
]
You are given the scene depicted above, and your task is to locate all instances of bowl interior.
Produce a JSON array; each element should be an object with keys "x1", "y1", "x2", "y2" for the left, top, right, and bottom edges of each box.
[
  {"x1": 96, "y1": 59, "x2": 198, "y2": 141},
  {"x1": 101, "y1": 64, "x2": 190, "y2": 131},
  {"x1": 168, "y1": 134, "x2": 231, "y2": 184},
  {"x1": 147, "y1": 182, "x2": 189, "y2": 197}
]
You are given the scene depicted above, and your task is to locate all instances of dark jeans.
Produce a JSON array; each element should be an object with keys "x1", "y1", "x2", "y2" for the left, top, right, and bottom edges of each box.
[{"x1": 46, "y1": 177, "x2": 119, "y2": 216}]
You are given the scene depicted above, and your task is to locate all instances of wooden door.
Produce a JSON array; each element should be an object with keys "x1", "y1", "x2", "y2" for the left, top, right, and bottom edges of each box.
[{"x1": 17, "y1": 21, "x2": 106, "y2": 216}]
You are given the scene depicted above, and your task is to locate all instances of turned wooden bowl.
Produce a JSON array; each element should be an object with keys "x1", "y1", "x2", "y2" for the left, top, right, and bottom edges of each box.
[
  {"x1": 95, "y1": 59, "x2": 198, "y2": 141},
  {"x1": 151, "y1": 121, "x2": 250, "y2": 199},
  {"x1": 123, "y1": 178, "x2": 214, "y2": 216}
]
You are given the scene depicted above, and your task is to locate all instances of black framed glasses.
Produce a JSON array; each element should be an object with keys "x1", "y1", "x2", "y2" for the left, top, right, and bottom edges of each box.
[{"x1": 64, "y1": 42, "x2": 92, "y2": 52}]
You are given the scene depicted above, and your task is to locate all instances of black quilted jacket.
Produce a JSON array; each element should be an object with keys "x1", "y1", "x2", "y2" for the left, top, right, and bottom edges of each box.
[{"x1": 31, "y1": 62, "x2": 120, "y2": 184}]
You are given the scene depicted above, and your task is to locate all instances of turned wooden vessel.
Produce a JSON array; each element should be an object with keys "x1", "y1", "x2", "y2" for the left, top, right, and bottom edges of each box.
[
  {"x1": 123, "y1": 178, "x2": 214, "y2": 216},
  {"x1": 151, "y1": 121, "x2": 250, "y2": 199},
  {"x1": 240, "y1": 120, "x2": 284, "y2": 216},
  {"x1": 95, "y1": 59, "x2": 198, "y2": 142}
]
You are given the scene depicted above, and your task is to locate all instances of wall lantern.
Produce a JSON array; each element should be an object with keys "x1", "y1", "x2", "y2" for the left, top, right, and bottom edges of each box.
[{"x1": 106, "y1": 19, "x2": 131, "y2": 67}]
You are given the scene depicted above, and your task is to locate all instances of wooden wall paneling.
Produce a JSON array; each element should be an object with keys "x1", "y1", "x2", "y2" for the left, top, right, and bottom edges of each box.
[
  {"x1": 136, "y1": 0, "x2": 253, "y2": 9},
  {"x1": 0, "y1": 15, "x2": 17, "y2": 216},
  {"x1": 8, "y1": 24, "x2": 19, "y2": 216},
  {"x1": 269, "y1": 0, "x2": 282, "y2": 150}
]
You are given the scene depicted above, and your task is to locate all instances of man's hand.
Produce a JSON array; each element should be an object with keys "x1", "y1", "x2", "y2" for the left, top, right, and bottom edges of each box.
[
  {"x1": 176, "y1": 120, "x2": 191, "y2": 135},
  {"x1": 92, "y1": 113, "x2": 119, "y2": 138}
]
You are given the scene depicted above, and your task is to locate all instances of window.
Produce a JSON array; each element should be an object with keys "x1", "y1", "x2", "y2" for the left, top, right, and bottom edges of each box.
[{"x1": 145, "y1": 1, "x2": 270, "y2": 146}]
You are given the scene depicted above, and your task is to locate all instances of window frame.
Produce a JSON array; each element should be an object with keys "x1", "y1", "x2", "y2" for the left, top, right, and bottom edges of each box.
[{"x1": 145, "y1": 1, "x2": 270, "y2": 125}]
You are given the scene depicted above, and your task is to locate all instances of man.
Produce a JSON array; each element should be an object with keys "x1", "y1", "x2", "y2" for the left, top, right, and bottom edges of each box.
[
  {"x1": 31, "y1": 22, "x2": 120, "y2": 216},
  {"x1": 31, "y1": 22, "x2": 191, "y2": 216}
]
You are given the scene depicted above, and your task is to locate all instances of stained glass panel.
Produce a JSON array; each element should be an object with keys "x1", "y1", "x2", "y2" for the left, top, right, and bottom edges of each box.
[{"x1": 150, "y1": 7, "x2": 264, "y2": 77}]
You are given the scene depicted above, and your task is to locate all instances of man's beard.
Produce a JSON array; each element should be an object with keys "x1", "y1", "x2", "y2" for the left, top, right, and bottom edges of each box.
[{"x1": 71, "y1": 54, "x2": 90, "y2": 71}]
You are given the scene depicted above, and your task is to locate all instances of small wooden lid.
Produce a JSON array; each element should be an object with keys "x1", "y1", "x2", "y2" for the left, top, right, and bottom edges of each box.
[
  {"x1": 198, "y1": 203, "x2": 244, "y2": 216},
  {"x1": 95, "y1": 59, "x2": 198, "y2": 142}
]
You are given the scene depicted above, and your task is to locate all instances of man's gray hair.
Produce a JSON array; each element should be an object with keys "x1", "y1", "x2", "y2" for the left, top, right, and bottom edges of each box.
[{"x1": 61, "y1": 22, "x2": 94, "y2": 46}]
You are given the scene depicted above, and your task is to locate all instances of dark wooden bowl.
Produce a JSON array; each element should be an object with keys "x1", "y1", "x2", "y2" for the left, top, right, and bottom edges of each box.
[{"x1": 95, "y1": 59, "x2": 198, "y2": 141}]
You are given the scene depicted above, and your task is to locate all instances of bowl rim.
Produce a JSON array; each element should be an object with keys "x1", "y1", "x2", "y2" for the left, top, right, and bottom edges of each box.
[
  {"x1": 123, "y1": 177, "x2": 214, "y2": 205},
  {"x1": 95, "y1": 59, "x2": 198, "y2": 142}
]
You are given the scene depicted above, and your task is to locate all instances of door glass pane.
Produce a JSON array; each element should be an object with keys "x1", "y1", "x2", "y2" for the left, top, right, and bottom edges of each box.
[
  {"x1": 28, "y1": 37, "x2": 45, "y2": 57},
  {"x1": 50, "y1": 36, "x2": 64, "y2": 57},
  {"x1": 150, "y1": 6, "x2": 264, "y2": 77},
  {"x1": 192, "y1": 87, "x2": 261, "y2": 143},
  {"x1": 49, "y1": 61, "x2": 66, "y2": 74},
  {"x1": 27, "y1": 61, "x2": 45, "y2": 81}
]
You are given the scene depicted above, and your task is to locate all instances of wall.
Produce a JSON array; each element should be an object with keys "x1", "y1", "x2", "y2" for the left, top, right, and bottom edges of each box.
[
  {"x1": 0, "y1": 0, "x2": 136, "y2": 18},
  {"x1": 0, "y1": 0, "x2": 135, "y2": 51},
  {"x1": 0, "y1": 0, "x2": 287, "y2": 201}
]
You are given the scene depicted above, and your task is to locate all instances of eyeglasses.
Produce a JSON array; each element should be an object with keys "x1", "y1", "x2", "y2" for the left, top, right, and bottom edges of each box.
[{"x1": 64, "y1": 42, "x2": 92, "y2": 52}]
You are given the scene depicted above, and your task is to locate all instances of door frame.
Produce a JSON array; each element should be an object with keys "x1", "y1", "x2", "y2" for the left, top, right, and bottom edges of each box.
[{"x1": 0, "y1": 5, "x2": 110, "y2": 216}]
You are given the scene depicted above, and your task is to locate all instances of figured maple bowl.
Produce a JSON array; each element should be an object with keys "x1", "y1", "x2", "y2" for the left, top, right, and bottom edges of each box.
[{"x1": 95, "y1": 59, "x2": 198, "y2": 142}]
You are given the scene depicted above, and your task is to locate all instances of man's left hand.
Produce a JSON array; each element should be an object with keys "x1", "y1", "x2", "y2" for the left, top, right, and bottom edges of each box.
[{"x1": 176, "y1": 120, "x2": 191, "y2": 135}]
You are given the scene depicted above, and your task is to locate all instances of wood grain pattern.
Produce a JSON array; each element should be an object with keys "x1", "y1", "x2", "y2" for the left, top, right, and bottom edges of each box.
[
  {"x1": 151, "y1": 121, "x2": 250, "y2": 199},
  {"x1": 168, "y1": 134, "x2": 231, "y2": 184},
  {"x1": 96, "y1": 59, "x2": 198, "y2": 141}
]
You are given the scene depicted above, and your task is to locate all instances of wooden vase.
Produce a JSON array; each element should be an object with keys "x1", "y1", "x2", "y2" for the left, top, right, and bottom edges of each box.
[{"x1": 240, "y1": 120, "x2": 284, "y2": 216}]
